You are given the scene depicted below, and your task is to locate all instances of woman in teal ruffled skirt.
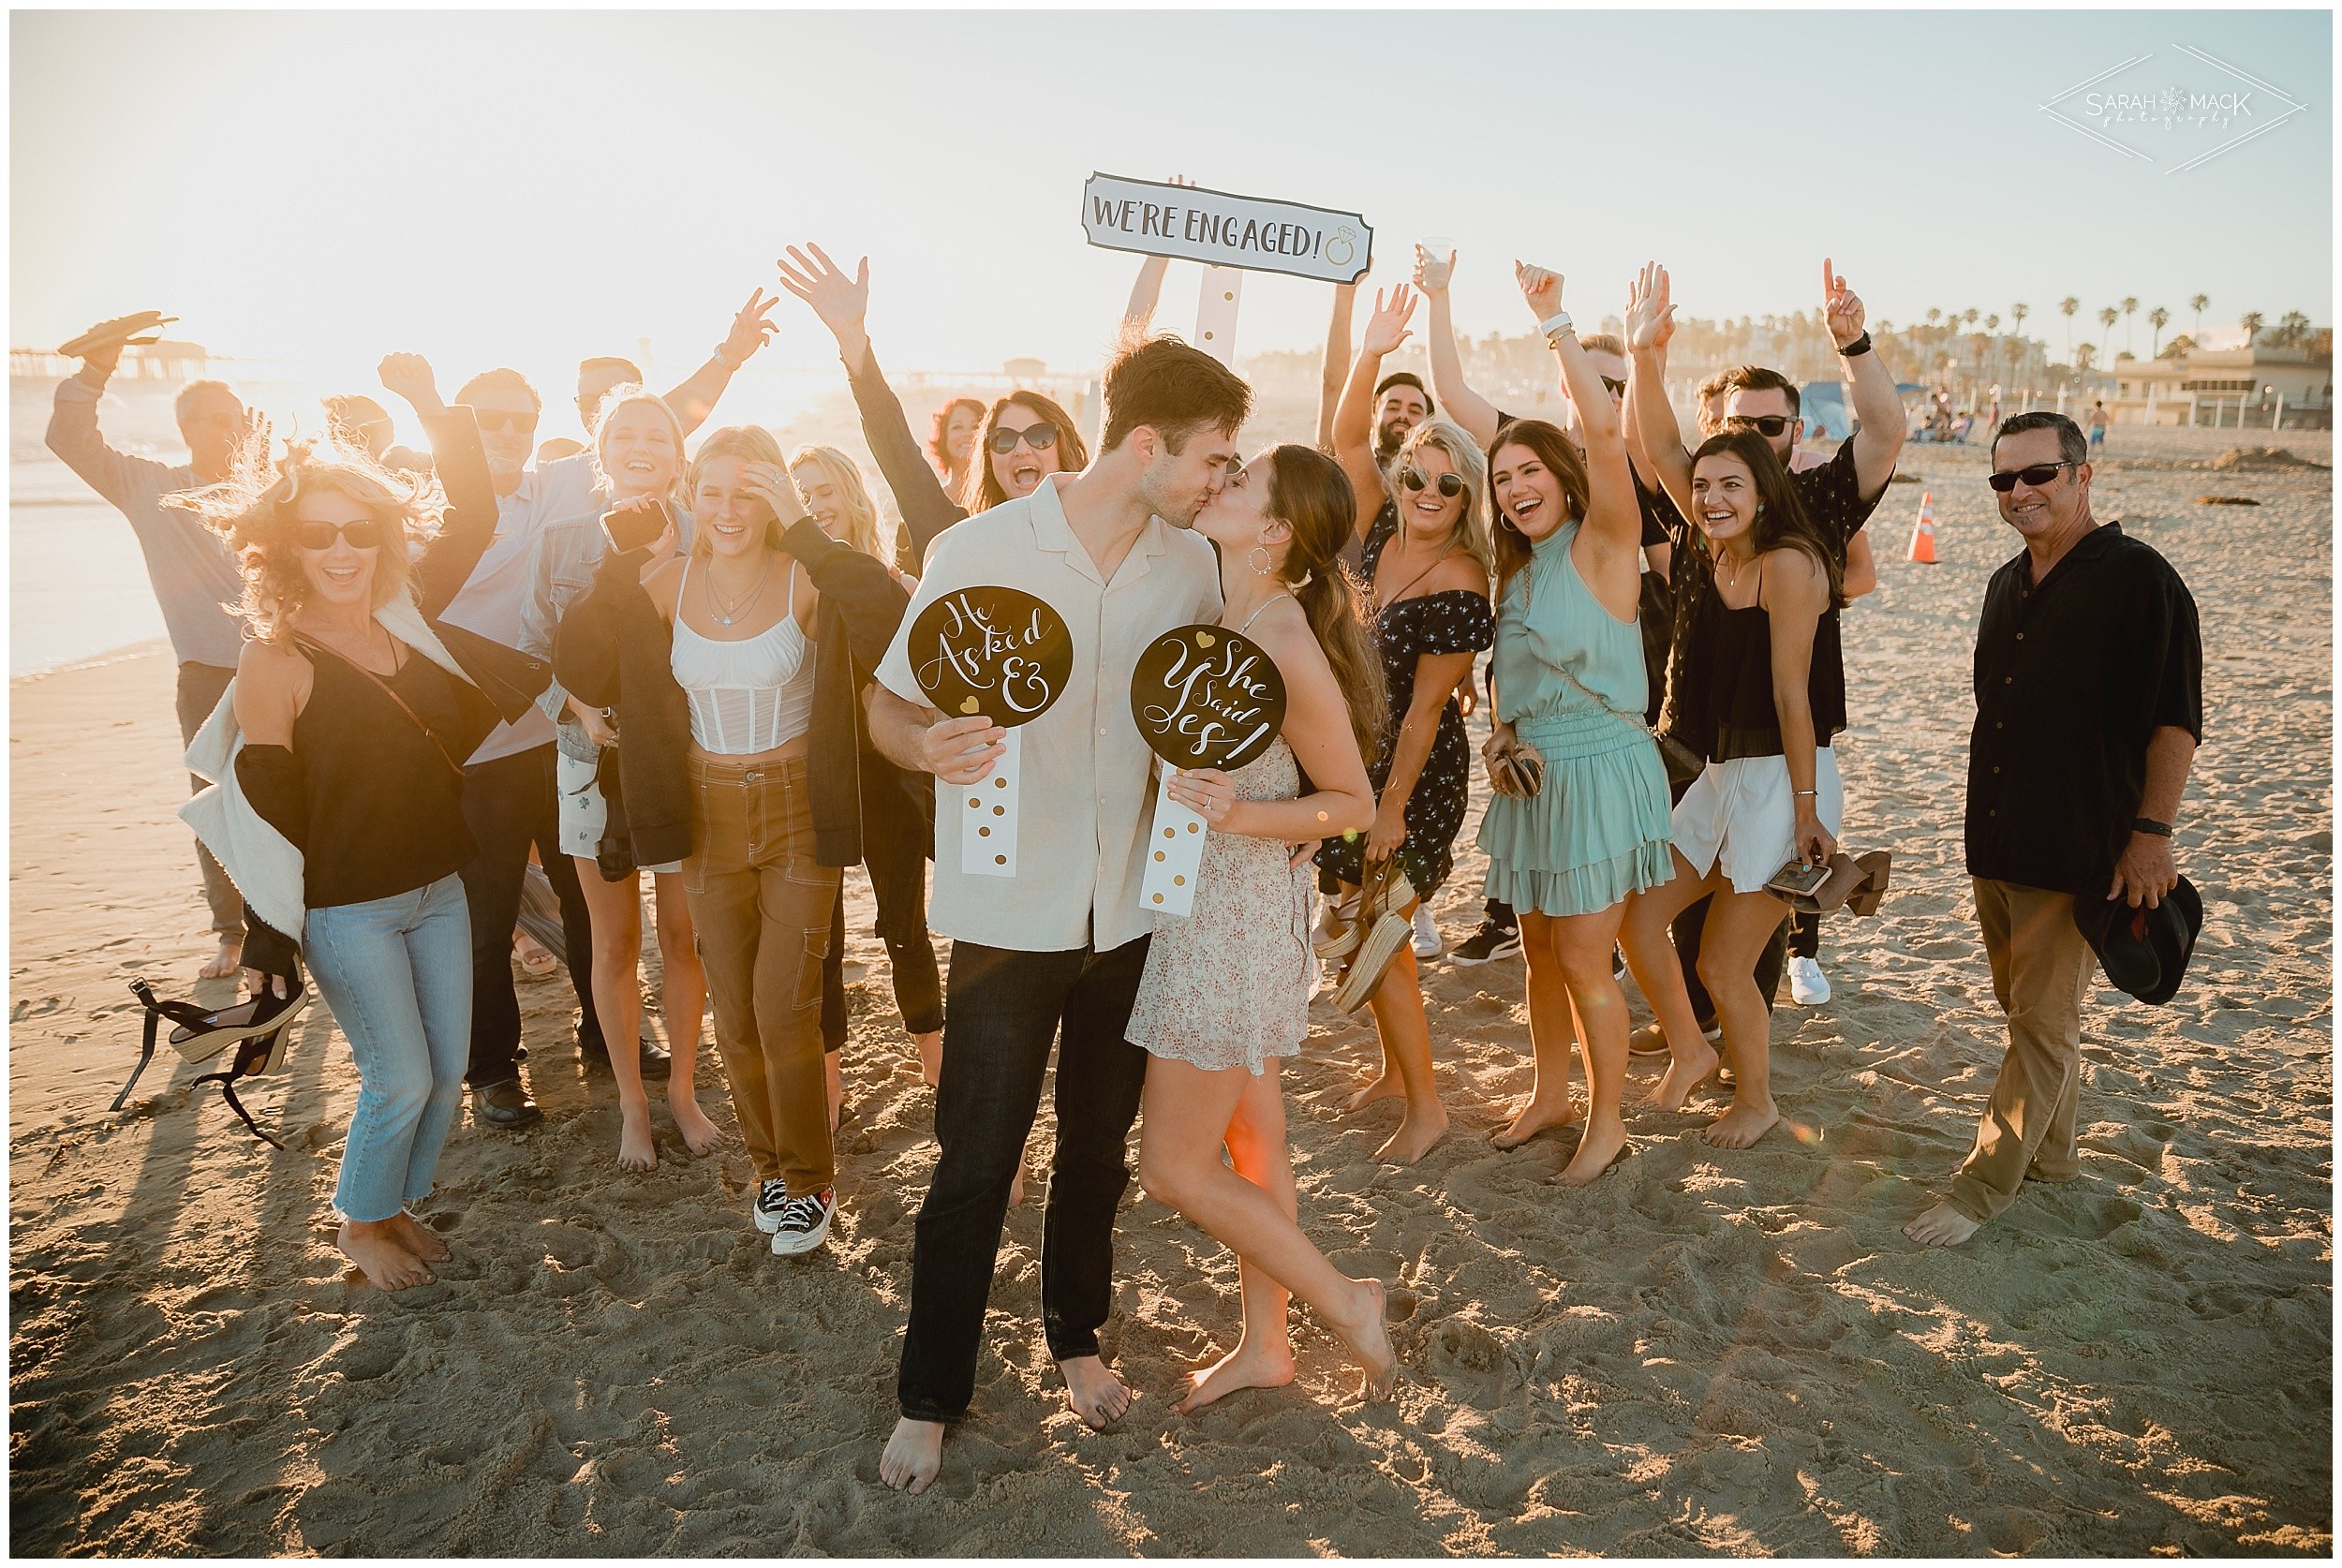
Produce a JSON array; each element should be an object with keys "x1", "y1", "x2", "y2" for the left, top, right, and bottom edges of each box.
[{"x1": 1475, "y1": 263, "x2": 1673, "y2": 1185}]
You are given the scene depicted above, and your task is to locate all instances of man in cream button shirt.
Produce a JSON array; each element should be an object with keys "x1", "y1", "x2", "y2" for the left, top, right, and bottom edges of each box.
[{"x1": 867, "y1": 335, "x2": 1250, "y2": 1494}]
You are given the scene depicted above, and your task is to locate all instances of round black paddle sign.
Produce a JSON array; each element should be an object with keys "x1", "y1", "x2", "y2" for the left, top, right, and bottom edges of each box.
[
  {"x1": 907, "y1": 585, "x2": 1073, "y2": 728},
  {"x1": 1130, "y1": 624, "x2": 1288, "y2": 771}
]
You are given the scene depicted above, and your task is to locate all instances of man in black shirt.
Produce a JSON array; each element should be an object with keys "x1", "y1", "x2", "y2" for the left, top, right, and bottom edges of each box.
[{"x1": 1906, "y1": 413, "x2": 2201, "y2": 1248}]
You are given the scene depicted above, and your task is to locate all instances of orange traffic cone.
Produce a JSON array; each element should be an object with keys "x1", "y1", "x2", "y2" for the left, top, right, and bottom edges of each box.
[{"x1": 1907, "y1": 491, "x2": 1939, "y2": 564}]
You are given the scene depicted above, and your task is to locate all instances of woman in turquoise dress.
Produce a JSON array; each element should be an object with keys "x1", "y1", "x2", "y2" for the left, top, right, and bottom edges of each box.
[{"x1": 1475, "y1": 262, "x2": 1673, "y2": 1186}]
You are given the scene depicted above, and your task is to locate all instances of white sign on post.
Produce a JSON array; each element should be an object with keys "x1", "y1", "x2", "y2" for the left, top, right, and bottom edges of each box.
[{"x1": 1080, "y1": 172, "x2": 1373, "y2": 287}]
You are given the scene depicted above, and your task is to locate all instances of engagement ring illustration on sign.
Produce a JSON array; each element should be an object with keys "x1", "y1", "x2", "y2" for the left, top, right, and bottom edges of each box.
[
  {"x1": 1324, "y1": 227, "x2": 1357, "y2": 271},
  {"x1": 910, "y1": 585, "x2": 1074, "y2": 880},
  {"x1": 1132, "y1": 624, "x2": 1289, "y2": 918}
]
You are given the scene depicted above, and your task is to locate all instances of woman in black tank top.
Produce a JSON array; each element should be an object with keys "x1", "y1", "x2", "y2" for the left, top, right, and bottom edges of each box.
[
  {"x1": 182, "y1": 366, "x2": 509, "y2": 1294},
  {"x1": 1617, "y1": 426, "x2": 1846, "y2": 1154}
]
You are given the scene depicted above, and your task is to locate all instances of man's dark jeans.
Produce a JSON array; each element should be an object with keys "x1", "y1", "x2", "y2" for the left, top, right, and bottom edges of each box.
[
  {"x1": 457, "y1": 743, "x2": 603, "y2": 1086},
  {"x1": 896, "y1": 935, "x2": 1150, "y2": 1425}
]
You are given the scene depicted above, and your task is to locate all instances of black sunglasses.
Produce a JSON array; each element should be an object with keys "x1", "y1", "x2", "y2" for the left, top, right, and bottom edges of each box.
[
  {"x1": 1401, "y1": 466, "x2": 1464, "y2": 498},
  {"x1": 1600, "y1": 377, "x2": 1627, "y2": 398},
  {"x1": 474, "y1": 409, "x2": 540, "y2": 435},
  {"x1": 1725, "y1": 414, "x2": 1796, "y2": 438},
  {"x1": 1988, "y1": 460, "x2": 2080, "y2": 493},
  {"x1": 988, "y1": 422, "x2": 1059, "y2": 455},
  {"x1": 295, "y1": 519, "x2": 383, "y2": 551}
]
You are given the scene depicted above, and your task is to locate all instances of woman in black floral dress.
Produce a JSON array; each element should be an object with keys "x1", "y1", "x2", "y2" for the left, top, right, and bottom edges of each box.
[{"x1": 1326, "y1": 284, "x2": 1496, "y2": 1162}]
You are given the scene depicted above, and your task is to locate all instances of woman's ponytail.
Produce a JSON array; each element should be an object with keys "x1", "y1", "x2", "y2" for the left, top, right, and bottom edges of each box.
[{"x1": 1265, "y1": 446, "x2": 1387, "y2": 764}]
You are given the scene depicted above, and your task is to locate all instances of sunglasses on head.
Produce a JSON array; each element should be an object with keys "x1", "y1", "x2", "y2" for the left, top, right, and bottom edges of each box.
[
  {"x1": 1401, "y1": 466, "x2": 1465, "y2": 498},
  {"x1": 1988, "y1": 460, "x2": 2080, "y2": 493},
  {"x1": 1725, "y1": 414, "x2": 1796, "y2": 438},
  {"x1": 295, "y1": 519, "x2": 383, "y2": 551},
  {"x1": 988, "y1": 422, "x2": 1059, "y2": 455},
  {"x1": 474, "y1": 409, "x2": 539, "y2": 435}
]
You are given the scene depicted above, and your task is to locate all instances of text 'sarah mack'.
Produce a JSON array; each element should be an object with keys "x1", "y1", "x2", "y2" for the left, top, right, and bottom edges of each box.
[{"x1": 1080, "y1": 171, "x2": 1372, "y2": 287}]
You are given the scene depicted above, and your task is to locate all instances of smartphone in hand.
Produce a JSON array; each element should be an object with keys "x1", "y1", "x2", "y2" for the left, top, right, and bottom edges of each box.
[{"x1": 601, "y1": 497, "x2": 671, "y2": 555}]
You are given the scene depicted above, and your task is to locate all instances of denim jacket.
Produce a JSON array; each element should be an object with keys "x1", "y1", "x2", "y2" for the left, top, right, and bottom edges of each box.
[{"x1": 520, "y1": 503, "x2": 694, "y2": 764}]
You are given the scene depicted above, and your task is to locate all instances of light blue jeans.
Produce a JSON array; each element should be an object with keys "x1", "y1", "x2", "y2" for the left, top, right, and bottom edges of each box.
[{"x1": 304, "y1": 874, "x2": 473, "y2": 1223}]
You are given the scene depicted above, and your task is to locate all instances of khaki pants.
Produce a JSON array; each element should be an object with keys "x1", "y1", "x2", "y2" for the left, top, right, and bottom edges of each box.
[
  {"x1": 683, "y1": 754, "x2": 840, "y2": 1192},
  {"x1": 177, "y1": 662, "x2": 244, "y2": 939},
  {"x1": 1948, "y1": 878, "x2": 2097, "y2": 1222}
]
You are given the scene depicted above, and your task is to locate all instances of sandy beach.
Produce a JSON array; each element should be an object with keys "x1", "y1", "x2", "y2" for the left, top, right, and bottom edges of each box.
[{"x1": 7, "y1": 429, "x2": 2331, "y2": 1555}]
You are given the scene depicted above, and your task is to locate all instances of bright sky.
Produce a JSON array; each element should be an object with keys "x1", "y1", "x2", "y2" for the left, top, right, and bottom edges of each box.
[{"x1": 12, "y1": 8, "x2": 2332, "y2": 385}]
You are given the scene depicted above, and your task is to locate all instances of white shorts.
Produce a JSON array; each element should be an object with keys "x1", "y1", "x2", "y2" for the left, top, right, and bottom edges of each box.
[
  {"x1": 557, "y1": 751, "x2": 682, "y2": 876},
  {"x1": 1670, "y1": 747, "x2": 1845, "y2": 895}
]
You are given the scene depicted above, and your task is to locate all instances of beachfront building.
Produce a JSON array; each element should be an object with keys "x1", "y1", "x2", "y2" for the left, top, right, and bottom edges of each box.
[{"x1": 2109, "y1": 344, "x2": 2334, "y2": 430}]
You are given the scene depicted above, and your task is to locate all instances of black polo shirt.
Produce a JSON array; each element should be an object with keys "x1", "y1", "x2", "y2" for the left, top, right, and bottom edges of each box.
[{"x1": 1965, "y1": 523, "x2": 2203, "y2": 895}]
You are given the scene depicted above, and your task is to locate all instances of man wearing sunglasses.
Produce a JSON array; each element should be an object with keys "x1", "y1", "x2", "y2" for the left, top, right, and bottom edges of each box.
[
  {"x1": 46, "y1": 319, "x2": 257, "y2": 981},
  {"x1": 1907, "y1": 411, "x2": 2201, "y2": 1248}
]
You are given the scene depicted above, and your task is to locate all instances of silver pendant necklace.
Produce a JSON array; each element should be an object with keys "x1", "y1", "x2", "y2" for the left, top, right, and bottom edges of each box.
[{"x1": 707, "y1": 555, "x2": 771, "y2": 627}]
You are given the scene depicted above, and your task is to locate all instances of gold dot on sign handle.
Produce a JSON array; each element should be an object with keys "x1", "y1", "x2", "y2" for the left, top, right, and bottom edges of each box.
[
  {"x1": 993, "y1": 805, "x2": 1005, "y2": 815},
  {"x1": 994, "y1": 777, "x2": 1006, "y2": 789},
  {"x1": 996, "y1": 854, "x2": 1007, "y2": 865},
  {"x1": 1154, "y1": 851, "x2": 1165, "y2": 862},
  {"x1": 968, "y1": 797, "x2": 980, "y2": 809},
  {"x1": 1164, "y1": 827, "x2": 1175, "y2": 838},
  {"x1": 978, "y1": 826, "x2": 989, "y2": 836},
  {"x1": 1152, "y1": 893, "x2": 1164, "y2": 904},
  {"x1": 1188, "y1": 822, "x2": 1200, "y2": 833},
  {"x1": 1174, "y1": 875, "x2": 1185, "y2": 886}
]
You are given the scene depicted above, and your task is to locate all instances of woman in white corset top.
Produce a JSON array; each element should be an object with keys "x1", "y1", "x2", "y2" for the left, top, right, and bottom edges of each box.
[{"x1": 643, "y1": 425, "x2": 846, "y2": 1257}]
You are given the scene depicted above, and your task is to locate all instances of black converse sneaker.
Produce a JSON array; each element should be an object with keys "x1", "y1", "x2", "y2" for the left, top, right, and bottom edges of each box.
[
  {"x1": 1450, "y1": 917, "x2": 1522, "y2": 966},
  {"x1": 771, "y1": 1188, "x2": 836, "y2": 1256},
  {"x1": 752, "y1": 1176, "x2": 790, "y2": 1235}
]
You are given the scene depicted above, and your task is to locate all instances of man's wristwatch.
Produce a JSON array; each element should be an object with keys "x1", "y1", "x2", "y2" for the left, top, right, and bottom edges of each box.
[
  {"x1": 2132, "y1": 816, "x2": 2173, "y2": 837},
  {"x1": 1837, "y1": 332, "x2": 1873, "y2": 358}
]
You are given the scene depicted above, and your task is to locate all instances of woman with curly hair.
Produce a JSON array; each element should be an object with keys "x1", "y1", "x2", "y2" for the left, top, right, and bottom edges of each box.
[{"x1": 176, "y1": 365, "x2": 523, "y2": 1291}]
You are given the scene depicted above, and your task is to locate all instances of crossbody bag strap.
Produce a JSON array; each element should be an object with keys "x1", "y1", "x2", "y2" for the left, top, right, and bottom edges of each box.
[{"x1": 293, "y1": 633, "x2": 467, "y2": 781}]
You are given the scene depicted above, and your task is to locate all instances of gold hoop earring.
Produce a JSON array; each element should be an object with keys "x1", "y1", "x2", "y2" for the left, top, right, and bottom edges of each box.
[{"x1": 1249, "y1": 545, "x2": 1274, "y2": 577}]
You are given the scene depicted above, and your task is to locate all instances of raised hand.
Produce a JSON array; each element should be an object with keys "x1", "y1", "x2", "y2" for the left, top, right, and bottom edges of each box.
[
  {"x1": 775, "y1": 244, "x2": 870, "y2": 343},
  {"x1": 1360, "y1": 286, "x2": 1416, "y2": 357},
  {"x1": 1514, "y1": 260, "x2": 1564, "y2": 321},
  {"x1": 377, "y1": 352, "x2": 443, "y2": 414},
  {"x1": 741, "y1": 459, "x2": 811, "y2": 527},
  {"x1": 720, "y1": 288, "x2": 780, "y2": 369},
  {"x1": 1623, "y1": 262, "x2": 1677, "y2": 353},
  {"x1": 1413, "y1": 244, "x2": 1456, "y2": 292},
  {"x1": 1822, "y1": 258, "x2": 1865, "y2": 348}
]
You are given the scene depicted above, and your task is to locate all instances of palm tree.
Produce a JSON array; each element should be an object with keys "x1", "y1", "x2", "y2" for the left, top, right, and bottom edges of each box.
[
  {"x1": 2121, "y1": 296, "x2": 2139, "y2": 355},
  {"x1": 2189, "y1": 293, "x2": 2210, "y2": 340},
  {"x1": 2011, "y1": 302, "x2": 2030, "y2": 340},
  {"x1": 2240, "y1": 311, "x2": 2263, "y2": 346},
  {"x1": 2060, "y1": 296, "x2": 2081, "y2": 362},
  {"x1": 1926, "y1": 306, "x2": 1942, "y2": 328},
  {"x1": 2076, "y1": 343, "x2": 2097, "y2": 375},
  {"x1": 2277, "y1": 310, "x2": 2312, "y2": 348},
  {"x1": 2097, "y1": 306, "x2": 2119, "y2": 359},
  {"x1": 2149, "y1": 306, "x2": 2171, "y2": 357},
  {"x1": 1963, "y1": 308, "x2": 1979, "y2": 331}
]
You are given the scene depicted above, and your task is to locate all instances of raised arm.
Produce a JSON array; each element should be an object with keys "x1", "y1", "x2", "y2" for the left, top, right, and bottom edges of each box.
[
  {"x1": 1822, "y1": 259, "x2": 1904, "y2": 501},
  {"x1": 1333, "y1": 285, "x2": 1416, "y2": 544},
  {"x1": 777, "y1": 244, "x2": 968, "y2": 557},
  {"x1": 1516, "y1": 263, "x2": 1639, "y2": 566},
  {"x1": 1623, "y1": 262, "x2": 1695, "y2": 521},
  {"x1": 1316, "y1": 283, "x2": 1356, "y2": 452},
  {"x1": 1416, "y1": 246, "x2": 1503, "y2": 448},
  {"x1": 1759, "y1": 546, "x2": 1836, "y2": 868},
  {"x1": 660, "y1": 288, "x2": 778, "y2": 437},
  {"x1": 45, "y1": 336, "x2": 172, "y2": 506},
  {"x1": 378, "y1": 354, "x2": 496, "y2": 616}
]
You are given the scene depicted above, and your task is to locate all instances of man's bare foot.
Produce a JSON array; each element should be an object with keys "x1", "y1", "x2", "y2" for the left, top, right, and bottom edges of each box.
[
  {"x1": 616, "y1": 1105, "x2": 659, "y2": 1172},
  {"x1": 1644, "y1": 1037, "x2": 1720, "y2": 1112},
  {"x1": 1375, "y1": 1102, "x2": 1448, "y2": 1164},
  {"x1": 1174, "y1": 1335, "x2": 1296, "y2": 1414},
  {"x1": 879, "y1": 1417, "x2": 944, "y2": 1494},
  {"x1": 1905, "y1": 1200, "x2": 1985, "y2": 1248},
  {"x1": 1490, "y1": 1092, "x2": 1581, "y2": 1150},
  {"x1": 1702, "y1": 1098, "x2": 1781, "y2": 1149},
  {"x1": 1343, "y1": 1072, "x2": 1404, "y2": 1114},
  {"x1": 383, "y1": 1210, "x2": 451, "y2": 1264},
  {"x1": 1328, "y1": 1277, "x2": 1399, "y2": 1402},
  {"x1": 337, "y1": 1220, "x2": 433, "y2": 1291},
  {"x1": 671, "y1": 1094, "x2": 723, "y2": 1157},
  {"x1": 1060, "y1": 1354, "x2": 1134, "y2": 1430},
  {"x1": 826, "y1": 1050, "x2": 845, "y2": 1133},
  {"x1": 1009, "y1": 1160, "x2": 1026, "y2": 1208},
  {"x1": 1551, "y1": 1117, "x2": 1629, "y2": 1186},
  {"x1": 200, "y1": 939, "x2": 243, "y2": 980},
  {"x1": 913, "y1": 1029, "x2": 942, "y2": 1088}
]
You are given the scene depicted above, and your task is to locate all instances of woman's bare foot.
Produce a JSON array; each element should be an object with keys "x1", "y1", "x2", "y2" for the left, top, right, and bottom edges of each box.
[
  {"x1": 1174, "y1": 1334, "x2": 1296, "y2": 1414},
  {"x1": 1060, "y1": 1354, "x2": 1134, "y2": 1429},
  {"x1": 1905, "y1": 1200, "x2": 1985, "y2": 1248},
  {"x1": 1644, "y1": 1037, "x2": 1721, "y2": 1112},
  {"x1": 1343, "y1": 1072, "x2": 1405, "y2": 1114},
  {"x1": 880, "y1": 1417, "x2": 944, "y2": 1494},
  {"x1": 1702, "y1": 1097, "x2": 1781, "y2": 1149},
  {"x1": 337, "y1": 1220, "x2": 433, "y2": 1291},
  {"x1": 671, "y1": 1093, "x2": 723, "y2": 1157},
  {"x1": 199, "y1": 938, "x2": 243, "y2": 980},
  {"x1": 1375, "y1": 1102, "x2": 1448, "y2": 1164},
  {"x1": 1008, "y1": 1160, "x2": 1026, "y2": 1208},
  {"x1": 616, "y1": 1104, "x2": 659, "y2": 1172},
  {"x1": 825, "y1": 1050, "x2": 845, "y2": 1133},
  {"x1": 912, "y1": 1029, "x2": 942, "y2": 1088},
  {"x1": 1551, "y1": 1116, "x2": 1630, "y2": 1186},
  {"x1": 1490, "y1": 1092, "x2": 1581, "y2": 1150},
  {"x1": 1331, "y1": 1278, "x2": 1398, "y2": 1402},
  {"x1": 383, "y1": 1210, "x2": 451, "y2": 1264}
]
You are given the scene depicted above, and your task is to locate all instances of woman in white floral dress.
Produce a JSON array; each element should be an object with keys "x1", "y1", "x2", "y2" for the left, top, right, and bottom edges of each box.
[{"x1": 1128, "y1": 444, "x2": 1400, "y2": 1412}]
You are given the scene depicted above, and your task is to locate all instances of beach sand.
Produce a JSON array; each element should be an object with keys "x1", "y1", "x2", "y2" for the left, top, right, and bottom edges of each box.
[{"x1": 8, "y1": 432, "x2": 2331, "y2": 1555}]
